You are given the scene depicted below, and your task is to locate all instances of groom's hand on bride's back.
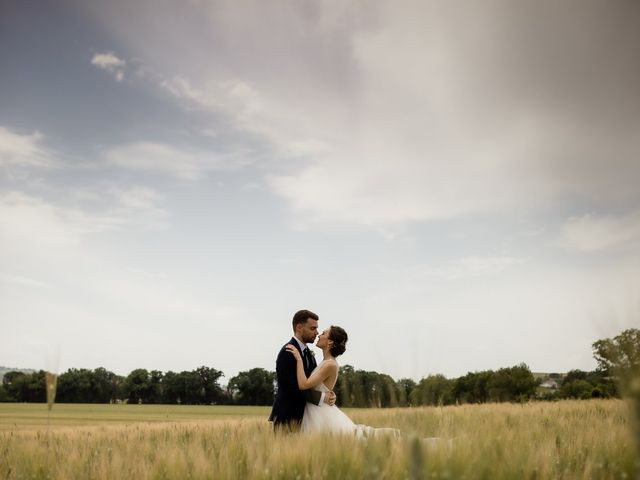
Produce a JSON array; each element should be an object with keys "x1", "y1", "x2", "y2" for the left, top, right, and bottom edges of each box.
[{"x1": 324, "y1": 391, "x2": 336, "y2": 406}]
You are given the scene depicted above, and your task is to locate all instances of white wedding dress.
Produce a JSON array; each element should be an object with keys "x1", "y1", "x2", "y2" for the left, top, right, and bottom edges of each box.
[{"x1": 301, "y1": 361, "x2": 400, "y2": 438}]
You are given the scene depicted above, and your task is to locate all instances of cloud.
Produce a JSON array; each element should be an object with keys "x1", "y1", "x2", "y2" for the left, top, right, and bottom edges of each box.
[
  {"x1": 0, "y1": 126, "x2": 55, "y2": 168},
  {"x1": 159, "y1": 76, "x2": 332, "y2": 158},
  {"x1": 106, "y1": 185, "x2": 169, "y2": 229},
  {"x1": 0, "y1": 272, "x2": 50, "y2": 289},
  {"x1": 78, "y1": 1, "x2": 640, "y2": 230},
  {"x1": 0, "y1": 188, "x2": 247, "y2": 375},
  {"x1": 91, "y1": 51, "x2": 126, "y2": 81},
  {"x1": 432, "y1": 256, "x2": 526, "y2": 281},
  {"x1": 103, "y1": 141, "x2": 243, "y2": 179},
  {"x1": 0, "y1": 191, "x2": 126, "y2": 252},
  {"x1": 393, "y1": 256, "x2": 526, "y2": 289},
  {"x1": 159, "y1": 76, "x2": 219, "y2": 110},
  {"x1": 561, "y1": 211, "x2": 640, "y2": 252},
  {"x1": 127, "y1": 1, "x2": 638, "y2": 229},
  {"x1": 108, "y1": 185, "x2": 162, "y2": 210},
  {"x1": 267, "y1": 1, "x2": 640, "y2": 227},
  {"x1": 0, "y1": 184, "x2": 169, "y2": 258}
]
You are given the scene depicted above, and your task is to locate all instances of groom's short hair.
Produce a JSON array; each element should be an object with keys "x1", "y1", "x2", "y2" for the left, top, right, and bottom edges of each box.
[{"x1": 292, "y1": 309, "x2": 318, "y2": 330}]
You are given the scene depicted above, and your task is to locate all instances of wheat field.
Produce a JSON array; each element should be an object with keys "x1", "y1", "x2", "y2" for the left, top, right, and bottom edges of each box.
[{"x1": 0, "y1": 400, "x2": 636, "y2": 479}]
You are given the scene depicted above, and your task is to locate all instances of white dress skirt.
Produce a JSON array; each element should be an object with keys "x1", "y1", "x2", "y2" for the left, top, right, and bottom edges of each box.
[{"x1": 301, "y1": 361, "x2": 400, "y2": 438}]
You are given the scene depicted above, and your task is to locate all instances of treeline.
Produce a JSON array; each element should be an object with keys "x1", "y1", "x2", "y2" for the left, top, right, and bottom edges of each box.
[
  {"x1": 335, "y1": 328, "x2": 636, "y2": 406},
  {"x1": 545, "y1": 370, "x2": 616, "y2": 400},
  {"x1": 1, "y1": 328, "x2": 635, "y2": 406},
  {"x1": 335, "y1": 363, "x2": 618, "y2": 407},
  {"x1": 0, "y1": 366, "x2": 274, "y2": 405},
  {"x1": 0, "y1": 363, "x2": 616, "y2": 407}
]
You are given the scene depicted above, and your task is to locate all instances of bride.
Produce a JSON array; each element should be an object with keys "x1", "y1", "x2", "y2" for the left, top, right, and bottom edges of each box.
[{"x1": 285, "y1": 326, "x2": 399, "y2": 437}]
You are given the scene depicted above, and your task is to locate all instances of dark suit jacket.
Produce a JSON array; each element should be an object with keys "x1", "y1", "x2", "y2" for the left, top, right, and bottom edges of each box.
[{"x1": 269, "y1": 337, "x2": 322, "y2": 427}]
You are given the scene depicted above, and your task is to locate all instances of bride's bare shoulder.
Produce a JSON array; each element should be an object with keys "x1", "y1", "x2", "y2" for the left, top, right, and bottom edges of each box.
[{"x1": 324, "y1": 359, "x2": 339, "y2": 370}]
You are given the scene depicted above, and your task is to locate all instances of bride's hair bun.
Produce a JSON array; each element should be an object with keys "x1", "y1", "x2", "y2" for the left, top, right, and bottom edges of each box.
[{"x1": 329, "y1": 326, "x2": 348, "y2": 357}]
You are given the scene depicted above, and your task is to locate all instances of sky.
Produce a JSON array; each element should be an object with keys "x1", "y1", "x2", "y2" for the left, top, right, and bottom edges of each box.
[{"x1": 1, "y1": 0, "x2": 639, "y2": 384}]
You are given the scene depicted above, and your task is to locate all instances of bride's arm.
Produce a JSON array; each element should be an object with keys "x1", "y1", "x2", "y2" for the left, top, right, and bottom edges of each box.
[{"x1": 285, "y1": 346, "x2": 337, "y2": 390}]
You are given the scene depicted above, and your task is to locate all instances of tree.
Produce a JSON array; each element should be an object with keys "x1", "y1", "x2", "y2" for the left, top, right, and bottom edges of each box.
[
  {"x1": 227, "y1": 368, "x2": 276, "y2": 405},
  {"x1": 122, "y1": 369, "x2": 151, "y2": 404},
  {"x1": 147, "y1": 370, "x2": 163, "y2": 404},
  {"x1": 377, "y1": 373, "x2": 400, "y2": 407},
  {"x1": 593, "y1": 328, "x2": 640, "y2": 376},
  {"x1": 396, "y1": 378, "x2": 417, "y2": 407},
  {"x1": 333, "y1": 366, "x2": 400, "y2": 407},
  {"x1": 92, "y1": 367, "x2": 120, "y2": 403},
  {"x1": 45, "y1": 368, "x2": 122, "y2": 403},
  {"x1": 453, "y1": 370, "x2": 494, "y2": 404},
  {"x1": 563, "y1": 369, "x2": 588, "y2": 384},
  {"x1": 335, "y1": 365, "x2": 357, "y2": 407},
  {"x1": 410, "y1": 374, "x2": 454, "y2": 406},
  {"x1": 2, "y1": 371, "x2": 26, "y2": 401},
  {"x1": 0, "y1": 385, "x2": 9, "y2": 402},
  {"x1": 2, "y1": 371, "x2": 45, "y2": 402},
  {"x1": 194, "y1": 366, "x2": 224, "y2": 404},
  {"x1": 159, "y1": 367, "x2": 224, "y2": 405},
  {"x1": 25, "y1": 371, "x2": 46, "y2": 402},
  {"x1": 161, "y1": 371, "x2": 182, "y2": 404},
  {"x1": 585, "y1": 370, "x2": 617, "y2": 398},
  {"x1": 486, "y1": 364, "x2": 538, "y2": 402},
  {"x1": 561, "y1": 379, "x2": 594, "y2": 399},
  {"x1": 349, "y1": 369, "x2": 398, "y2": 407},
  {"x1": 558, "y1": 369, "x2": 616, "y2": 400},
  {"x1": 179, "y1": 371, "x2": 202, "y2": 404},
  {"x1": 358, "y1": 370, "x2": 379, "y2": 407},
  {"x1": 57, "y1": 368, "x2": 95, "y2": 403}
]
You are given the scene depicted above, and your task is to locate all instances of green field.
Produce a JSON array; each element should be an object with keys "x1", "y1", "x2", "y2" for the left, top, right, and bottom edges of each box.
[
  {"x1": 0, "y1": 403, "x2": 270, "y2": 431},
  {"x1": 0, "y1": 400, "x2": 636, "y2": 479}
]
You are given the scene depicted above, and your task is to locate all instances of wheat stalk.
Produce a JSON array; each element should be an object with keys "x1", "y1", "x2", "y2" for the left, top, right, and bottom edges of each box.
[{"x1": 45, "y1": 371, "x2": 57, "y2": 413}]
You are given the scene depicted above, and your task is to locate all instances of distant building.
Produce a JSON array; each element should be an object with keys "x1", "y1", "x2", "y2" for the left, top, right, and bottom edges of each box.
[{"x1": 540, "y1": 378, "x2": 559, "y2": 389}]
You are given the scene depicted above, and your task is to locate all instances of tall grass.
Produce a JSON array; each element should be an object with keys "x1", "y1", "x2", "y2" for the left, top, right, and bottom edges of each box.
[{"x1": 0, "y1": 400, "x2": 634, "y2": 479}]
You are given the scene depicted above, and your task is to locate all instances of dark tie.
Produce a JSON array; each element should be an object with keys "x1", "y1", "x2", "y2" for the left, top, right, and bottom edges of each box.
[{"x1": 303, "y1": 348, "x2": 310, "y2": 371}]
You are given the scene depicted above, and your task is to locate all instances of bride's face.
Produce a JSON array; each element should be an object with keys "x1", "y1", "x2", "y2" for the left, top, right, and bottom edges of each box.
[{"x1": 316, "y1": 328, "x2": 331, "y2": 348}]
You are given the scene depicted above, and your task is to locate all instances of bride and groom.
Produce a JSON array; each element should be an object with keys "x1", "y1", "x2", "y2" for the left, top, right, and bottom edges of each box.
[{"x1": 268, "y1": 309, "x2": 398, "y2": 437}]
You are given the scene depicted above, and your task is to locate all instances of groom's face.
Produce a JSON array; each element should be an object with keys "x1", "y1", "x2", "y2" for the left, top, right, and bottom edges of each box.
[{"x1": 299, "y1": 318, "x2": 319, "y2": 344}]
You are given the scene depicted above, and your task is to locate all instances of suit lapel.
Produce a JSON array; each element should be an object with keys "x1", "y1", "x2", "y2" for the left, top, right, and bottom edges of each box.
[
  {"x1": 290, "y1": 337, "x2": 316, "y2": 377},
  {"x1": 289, "y1": 337, "x2": 303, "y2": 360},
  {"x1": 289, "y1": 337, "x2": 306, "y2": 373},
  {"x1": 289, "y1": 337, "x2": 318, "y2": 378}
]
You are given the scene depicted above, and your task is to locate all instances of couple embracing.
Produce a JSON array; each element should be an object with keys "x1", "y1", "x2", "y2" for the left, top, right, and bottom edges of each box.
[{"x1": 269, "y1": 309, "x2": 399, "y2": 437}]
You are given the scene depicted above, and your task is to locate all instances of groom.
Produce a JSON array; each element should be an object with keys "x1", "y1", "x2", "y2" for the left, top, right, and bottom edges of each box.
[{"x1": 269, "y1": 309, "x2": 336, "y2": 431}]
